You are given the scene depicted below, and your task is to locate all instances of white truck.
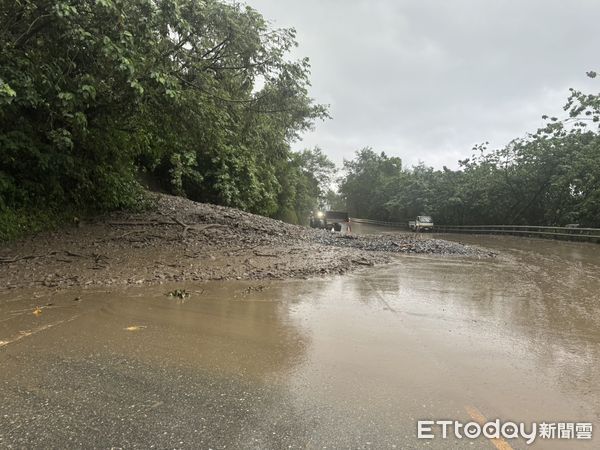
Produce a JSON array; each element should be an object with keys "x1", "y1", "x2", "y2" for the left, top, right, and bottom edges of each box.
[{"x1": 408, "y1": 216, "x2": 434, "y2": 232}]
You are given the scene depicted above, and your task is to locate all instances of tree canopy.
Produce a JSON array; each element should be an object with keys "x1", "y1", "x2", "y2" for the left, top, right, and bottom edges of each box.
[
  {"x1": 2, "y1": 0, "x2": 599, "y2": 238},
  {"x1": 339, "y1": 74, "x2": 600, "y2": 227},
  {"x1": 0, "y1": 0, "x2": 331, "y2": 239}
]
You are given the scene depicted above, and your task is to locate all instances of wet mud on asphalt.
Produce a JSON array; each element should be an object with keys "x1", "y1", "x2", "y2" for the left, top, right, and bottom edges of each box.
[{"x1": 1, "y1": 228, "x2": 600, "y2": 448}]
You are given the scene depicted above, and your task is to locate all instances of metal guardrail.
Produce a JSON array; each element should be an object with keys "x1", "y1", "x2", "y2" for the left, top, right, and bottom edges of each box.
[
  {"x1": 350, "y1": 218, "x2": 600, "y2": 243},
  {"x1": 435, "y1": 224, "x2": 600, "y2": 243},
  {"x1": 350, "y1": 217, "x2": 408, "y2": 228}
]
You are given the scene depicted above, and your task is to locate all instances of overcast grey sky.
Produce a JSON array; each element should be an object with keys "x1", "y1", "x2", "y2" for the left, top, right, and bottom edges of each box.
[{"x1": 246, "y1": 0, "x2": 600, "y2": 169}]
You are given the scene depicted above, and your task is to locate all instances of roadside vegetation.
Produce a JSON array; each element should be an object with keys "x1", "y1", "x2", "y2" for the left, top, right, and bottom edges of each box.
[
  {"x1": 2, "y1": 1, "x2": 599, "y2": 242},
  {"x1": 339, "y1": 75, "x2": 600, "y2": 227},
  {"x1": 0, "y1": 0, "x2": 334, "y2": 240}
]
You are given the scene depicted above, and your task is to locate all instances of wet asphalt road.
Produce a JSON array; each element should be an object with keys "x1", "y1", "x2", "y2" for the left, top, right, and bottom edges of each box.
[{"x1": 1, "y1": 230, "x2": 599, "y2": 449}]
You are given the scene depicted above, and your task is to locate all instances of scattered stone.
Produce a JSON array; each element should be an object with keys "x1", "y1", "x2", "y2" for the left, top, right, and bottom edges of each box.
[{"x1": 0, "y1": 193, "x2": 495, "y2": 291}]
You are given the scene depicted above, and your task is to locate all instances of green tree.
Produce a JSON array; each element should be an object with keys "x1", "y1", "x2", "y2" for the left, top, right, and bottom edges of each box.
[
  {"x1": 339, "y1": 148, "x2": 402, "y2": 220},
  {"x1": 275, "y1": 147, "x2": 335, "y2": 224},
  {"x1": 338, "y1": 72, "x2": 600, "y2": 228},
  {"x1": 0, "y1": 0, "x2": 329, "y2": 239}
]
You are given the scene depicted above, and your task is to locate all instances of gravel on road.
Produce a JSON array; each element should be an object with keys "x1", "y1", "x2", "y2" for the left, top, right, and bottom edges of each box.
[{"x1": 0, "y1": 193, "x2": 494, "y2": 291}]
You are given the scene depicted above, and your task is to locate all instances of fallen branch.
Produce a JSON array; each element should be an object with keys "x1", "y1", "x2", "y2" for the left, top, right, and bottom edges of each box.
[
  {"x1": 171, "y1": 216, "x2": 224, "y2": 239},
  {"x1": 0, "y1": 250, "x2": 60, "y2": 264},
  {"x1": 0, "y1": 255, "x2": 37, "y2": 264},
  {"x1": 172, "y1": 216, "x2": 191, "y2": 239},
  {"x1": 190, "y1": 224, "x2": 223, "y2": 232},
  {"x1": 107, "y1": 217, "x2": 223, "y2": 240},
  {"x1": 171, "y1": 216, "x2": 188, "y2": 229},
  {"x1": 231, "y1": 243, "x2": 263, "y2": 255},
  {"x1": 116, "y1": 230, "x2": 144, "y2": 239},
  {"x1": 253, "y1": 251, "x2": 279, "y2": 257},
  {"x1": 107, "y1": 220, "x2": 177, "y2": 226},
  {"x1": 352, "y1": 258, "x2": 374, "y2": 266}
]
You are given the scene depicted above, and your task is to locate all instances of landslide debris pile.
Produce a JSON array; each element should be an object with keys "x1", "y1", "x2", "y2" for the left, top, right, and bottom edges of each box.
[
  {"x1": 315, "y1": 233, "x2": 491, "y2": 256},
  {"x1": 147, "y1": 194, "x2": 491, "y2": 257},
  {"x1": 0, "y1": 194, "x2": 493, "y2": 290}
]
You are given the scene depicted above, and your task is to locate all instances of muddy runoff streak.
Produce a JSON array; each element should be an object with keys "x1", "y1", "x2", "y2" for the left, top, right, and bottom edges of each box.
[{"x1": 0, "y1": 233, "x2": 599, "y2": 448}]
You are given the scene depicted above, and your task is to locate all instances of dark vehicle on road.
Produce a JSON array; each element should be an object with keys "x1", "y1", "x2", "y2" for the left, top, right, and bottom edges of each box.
[{"x1": 310, "y1": 210, "x2": 349, "y2": 232}]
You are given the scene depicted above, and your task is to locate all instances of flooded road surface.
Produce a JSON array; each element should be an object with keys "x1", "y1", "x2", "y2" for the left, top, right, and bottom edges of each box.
[{"x1": 1, "y1": 233, "x2": 599, "y2": 448}]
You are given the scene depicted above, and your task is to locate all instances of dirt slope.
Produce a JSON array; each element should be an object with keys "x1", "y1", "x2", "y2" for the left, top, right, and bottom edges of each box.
[{"x1": 0, "y1": 194, "x2": 493, "y2": 291}]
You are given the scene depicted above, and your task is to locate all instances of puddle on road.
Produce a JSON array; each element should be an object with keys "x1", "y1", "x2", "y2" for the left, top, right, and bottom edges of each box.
[{"x1": 1, "y1": 234, "x2": 600, "y2": 448}]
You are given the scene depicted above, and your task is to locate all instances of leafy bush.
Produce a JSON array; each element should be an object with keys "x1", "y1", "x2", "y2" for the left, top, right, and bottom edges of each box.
[{"x1": 0, "y1": 0, "x2": 331, "y2": 240}]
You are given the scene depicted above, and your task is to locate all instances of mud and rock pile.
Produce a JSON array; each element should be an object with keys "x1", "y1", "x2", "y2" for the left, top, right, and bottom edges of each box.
[{"x1": 0, "y1": 193, "x2": 493, "y2": 290}]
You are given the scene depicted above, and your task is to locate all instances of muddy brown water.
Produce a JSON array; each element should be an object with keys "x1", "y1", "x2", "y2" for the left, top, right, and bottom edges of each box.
[{"x1": 1, "y1": 229, "x2": 599, "y2": 448}]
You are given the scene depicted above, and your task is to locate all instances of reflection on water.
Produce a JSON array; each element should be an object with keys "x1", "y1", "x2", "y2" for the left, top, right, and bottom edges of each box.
[
  {"x1": 277, "y1": 234, "x2": 600, "y2": 446},
  {"x1": 1, "y1": 233, "x2": 599, "y2": 448}
]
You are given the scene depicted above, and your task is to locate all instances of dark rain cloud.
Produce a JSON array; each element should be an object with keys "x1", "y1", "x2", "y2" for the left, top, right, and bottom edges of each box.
[{"x1": 247, "y1": 0, "x2": 600, "y2": 168}]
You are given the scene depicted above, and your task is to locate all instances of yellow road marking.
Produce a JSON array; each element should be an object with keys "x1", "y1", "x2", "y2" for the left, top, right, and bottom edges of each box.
[
  {"x1": 465, "y1": 405, "x2": 514, "y2": 450},
  {"x1": 0, "y1": 316, "x2": 79, "y2": 348}
]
